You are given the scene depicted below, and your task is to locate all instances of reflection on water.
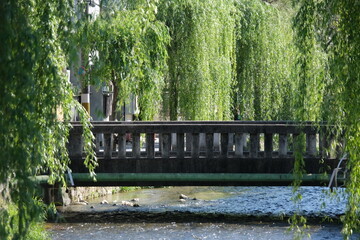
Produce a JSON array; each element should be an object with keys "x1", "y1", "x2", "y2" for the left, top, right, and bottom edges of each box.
[{"x1": 50, "y1": 186, "x2": 357, "y2": 239}]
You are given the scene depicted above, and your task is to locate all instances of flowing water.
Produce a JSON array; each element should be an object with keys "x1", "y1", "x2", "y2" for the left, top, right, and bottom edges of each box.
[
  {"x1": 48, "y1": 222, "x2": 347, "y2": 240},
  {"x1": 48, "y1": 186, "x2": 359, "y2": 239}
]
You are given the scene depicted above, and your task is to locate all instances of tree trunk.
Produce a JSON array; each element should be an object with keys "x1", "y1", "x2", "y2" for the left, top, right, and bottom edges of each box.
[{"x1": 110, "y1": 70, "x2": 119, "y2": 121}]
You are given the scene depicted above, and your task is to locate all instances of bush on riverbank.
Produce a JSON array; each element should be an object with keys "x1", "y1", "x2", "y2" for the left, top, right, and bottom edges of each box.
[{"x1": 1, "y1": 203, "x2": 49, "y2": 240}]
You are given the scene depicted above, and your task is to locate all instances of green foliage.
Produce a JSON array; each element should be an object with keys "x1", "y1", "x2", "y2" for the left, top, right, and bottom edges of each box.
[
  {"x1": 1, "y1": 203, "x2": 50, "y2": 240},
  {"x1": 0, "y1": 0, "x2": 96, "y2": 238},
  {"x1": 82, "y1": 1, "x2": 170, "y2": 120},
  {"x1": 293, "y1": 0, "x2": 360, "y2": 238},
  {"x1": 233, "y1": 0, "x2": 297, "y2": 120},
  {"x1": 231, "y1": 0, "x2": 359, "y2": 237},
  {"x1": 100, "y1": 0, "x2": 148, "y2": 12},
  {"x1": 324, "y1": 0, "x2": 360, "y2": 237},
  {"x1": 77, "y1": 102, "x2": 98, "y2": 178},
  {"x1": 291, "y1": 2, "x2": 327, "y2": 235},
  {"x1": 288, "y1": 214, "x2": 309, "y2": 240},
  {"x1": 292, "y1": 0, "x2": 328, "y2": 122},
  {"x1": 158, "y1": 0, "x2": 235, "y2": 120},
  {"x1": 1, "y1": 0, "x2": 359, "y2": 238}
]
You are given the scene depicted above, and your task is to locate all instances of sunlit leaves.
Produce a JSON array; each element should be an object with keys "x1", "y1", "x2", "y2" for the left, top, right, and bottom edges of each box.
[
  {"x1": 233, "y1": 0, "x2": 297, "y2": 121},
  {"x1": 82, "y1": 1, "x2": 170, "y2": 120},
  {"x1": 0, "y1": 0, "x2": 94, "y2": 238},
  {"x1": 158, "y1": 0, "x2": 235, "y2": 120},
  {"x1": 330, "y1": 1, "x2": 360, "y2": 236},
  {"x1": 294, "y1": 0, "x2": 360, "y2": 237}
]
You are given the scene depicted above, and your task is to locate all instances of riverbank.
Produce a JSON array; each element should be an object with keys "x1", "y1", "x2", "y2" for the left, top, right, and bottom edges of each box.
[
  {"x1": 55, "y1": 207, "x2": 343, "y2": 225},
  {"x1": 53, "y1": 186, "x2": 346, "y2": 224},
  {"x1": 55, "y1": 186, "x2": 141, "y2": 205},
  {"x1": 48, "y1": 186, "x2": 359, "y2": 239}
]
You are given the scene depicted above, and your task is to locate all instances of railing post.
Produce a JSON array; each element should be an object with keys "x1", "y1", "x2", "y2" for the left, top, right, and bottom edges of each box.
[
  {"x1": 279, "y1": 134, "x2": 288, "y2": 157},
  {"x1": 177, "y1": 133, "x2": 185, "y2": 158},
  {"x1": 117, "y1": 133, "x2": 126, "y2": 159},
  {"x1": 186, "y1": 133, "x2": 192, "y2": 152},
  {"x1": 206, "y1": 133, "x2": 214, "y2": 158},
  {"x1": 306, "y1": 133, "x2": 317, "y2": 157},
  {"x1": 221, "y1": 133, "x2": 229, "y2": 158},
  {"x1": 200, "y1": 133, "x2": 206, "y2": 151},
  {"x1": 68, "y1": 132, "x2": 82, "y2": 158},
  {"x1": 265, "y1": 133, "x2": 273, "y2": 158},
  {"x1": 191, "y1": 133, "x2": 200, "y2": 158},
  {"x1": 250, "y1": 133, "x2": 259, "y2": 158},
  {"x1": 132, "y1": 133, "x2": 140, "y2": 158},
  {"x1": 161, "y1": 133, "x2": 171, "y2": 158},
  {"x1": 213, "y1": 133, "x2": 220, "y2": 151},
  {"x1": 228, "y1": 133, "x2": 234, "y2": 151},
  {"x1": 171, "y1": 133, "x2": 177, "y2": 151},
  {"x1": 235, "y1": 133, "x2": 245, "y2": 157},
  {"x1": 104, "y1": 133, "x2": 113, "y2": 159},
  {"x1": 146, "y1": 133, "x2": 155, "y2": 159},
  {"x1": 95, "y1": 133, "x2": 102, "y2": 154}
]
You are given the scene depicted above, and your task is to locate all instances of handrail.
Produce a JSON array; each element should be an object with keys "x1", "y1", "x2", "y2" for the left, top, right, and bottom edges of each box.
[
  {"x1": 70, "y1": 121, "x2": 331, "y2": 134},
  {"x1": 68, "y1": 121, "x2": 337, "y2": 159}
]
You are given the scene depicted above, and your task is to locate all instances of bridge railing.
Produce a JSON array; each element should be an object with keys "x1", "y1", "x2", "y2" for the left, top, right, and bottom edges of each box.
[{"x1": 67, "y1": 121, "x2": 339, "y2": 174}]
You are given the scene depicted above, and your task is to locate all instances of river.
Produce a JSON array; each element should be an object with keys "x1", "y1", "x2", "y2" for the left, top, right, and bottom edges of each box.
[{"x1": 48, "y1": 186, "x2": 359, "y2": 239}]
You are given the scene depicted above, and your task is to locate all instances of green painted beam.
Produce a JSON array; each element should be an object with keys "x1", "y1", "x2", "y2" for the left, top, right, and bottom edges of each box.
[{"x1": 69, "y1": 173, "x2": 332, "y2": 183}]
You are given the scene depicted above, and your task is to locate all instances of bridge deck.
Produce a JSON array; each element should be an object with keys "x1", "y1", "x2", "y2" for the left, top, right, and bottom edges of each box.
[{"x1": 67, "y1": 121, "x2": 341, "y2": 186}]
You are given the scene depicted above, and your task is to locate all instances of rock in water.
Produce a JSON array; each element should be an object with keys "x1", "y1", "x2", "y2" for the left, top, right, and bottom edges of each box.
[
  {"x1": 121, "y1": 201, "x2": 134, "y2": 207},
  {"x1": 73, "y1": 201, "x2": 87, "y2": 206},
  {"x1": 80, "y1": 200, "x2": 89, "y2": 204},
  {"x1": 179, "y1": 194, "x2": 189, "y2": 199}
]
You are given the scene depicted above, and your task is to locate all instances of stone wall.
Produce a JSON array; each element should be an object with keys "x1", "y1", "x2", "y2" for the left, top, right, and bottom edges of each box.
[{"x1": 56, "y1": 186, "x2": 121, "y2": 206}]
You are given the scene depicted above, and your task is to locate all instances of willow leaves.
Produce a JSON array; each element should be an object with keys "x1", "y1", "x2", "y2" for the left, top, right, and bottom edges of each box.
[{"x1": 159, "y1": 0, "x2": 235, "y2": 120}]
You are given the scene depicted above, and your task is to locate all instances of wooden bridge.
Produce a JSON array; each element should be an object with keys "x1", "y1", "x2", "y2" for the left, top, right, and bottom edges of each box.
[{"x1": 66, "y1": 121, "x2": 344, "y2": 187}]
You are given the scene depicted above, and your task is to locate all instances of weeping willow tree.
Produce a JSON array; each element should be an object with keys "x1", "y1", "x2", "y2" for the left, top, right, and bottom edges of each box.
[
  {"x1": 233, "y1": 0, "x2": 299, "y2": 121},
  {"x1": 232, "y1": 1, "x2": 360, "y2": 237},
  {"x1": 292, "y1": 1, "x2": 328, "y2": 123},
  {"x1": 158, "y1": 0, "x2": 235, "y2": 120},
  {"x1": 293, "y1": 0, "x2": 360, "y2": 238},
  {"x1": 82, "y1": 1, "x2": 170, "y2": 120},
  {"x1": 321, "y1": 0, "x2": 360, "y2": 237},
  {"x1": 0, "y1": 1, "x2": 96, "y2": 239},
  {"x1": 1, "y1": 0, "x2": 359, "y2": 238},
  {"x1": 80, "y1": 0, "x2": 169, "y2": 121}
]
